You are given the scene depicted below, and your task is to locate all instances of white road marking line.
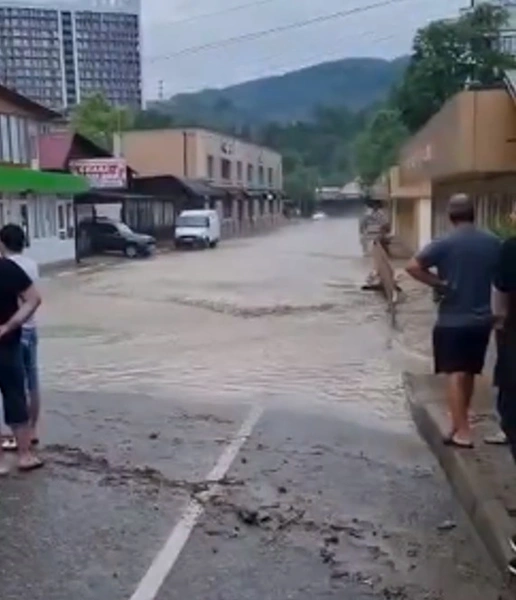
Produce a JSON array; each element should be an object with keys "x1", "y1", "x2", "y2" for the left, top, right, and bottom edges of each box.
[{"x1": 128, "y1": 405, "x2": 263, "y2": 600}]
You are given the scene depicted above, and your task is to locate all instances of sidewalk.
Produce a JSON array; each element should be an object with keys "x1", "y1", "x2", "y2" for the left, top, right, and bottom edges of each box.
[
  {"x1": 404, "y1": 373, "x2": 516, "y2": 587},
  {"x1": 396, "y1": 274, "x2": 515, "y2": 583}
]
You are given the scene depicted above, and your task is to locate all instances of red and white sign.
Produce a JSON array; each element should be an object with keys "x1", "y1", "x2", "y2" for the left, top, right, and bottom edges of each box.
[{"x1": 70, "y1": 158, "x2": 127, "y2": 189}]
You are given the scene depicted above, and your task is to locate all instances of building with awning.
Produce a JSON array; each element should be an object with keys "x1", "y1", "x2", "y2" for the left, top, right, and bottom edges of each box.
[
  {"x1": 390, "y1": 78, "x2": 516, "y2": 252},
  {"x1": 0, "y1": 83, "x2": 90, "y2": 266},
  {"x1": 0, "y1": 164, "x2": 88, "y2": 195}
]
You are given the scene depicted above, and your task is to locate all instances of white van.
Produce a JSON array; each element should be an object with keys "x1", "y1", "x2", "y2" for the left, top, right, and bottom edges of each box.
[{"x1": 175, "y1": 209, "x2": 221, "y2": 249}]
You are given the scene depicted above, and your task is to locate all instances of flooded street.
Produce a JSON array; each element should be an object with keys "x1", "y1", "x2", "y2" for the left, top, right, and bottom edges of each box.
[
  {"x1": 0, "y1": 216, "x2": 507, "y2": 599},
  {"x1": 40, "y1": 215, "x2": 400, "y2": 419}
]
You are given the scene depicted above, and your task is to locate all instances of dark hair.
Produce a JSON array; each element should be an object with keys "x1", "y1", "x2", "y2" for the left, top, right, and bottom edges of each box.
[
  {"x1": 447, "y1": 193, "x2": 475, "y2": 224},
  {"x1": 0, "y1": 223, "x2": 26, "y2": 253}
]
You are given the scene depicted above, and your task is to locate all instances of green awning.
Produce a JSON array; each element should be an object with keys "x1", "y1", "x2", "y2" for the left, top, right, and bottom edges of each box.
[{"x1": 0, "y1": 165, "x2": 89, "y2": 194}]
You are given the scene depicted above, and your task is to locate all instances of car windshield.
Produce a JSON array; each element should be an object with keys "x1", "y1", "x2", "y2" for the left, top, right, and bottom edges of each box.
[
  {"x1": 115, "y1": 222, "x2": 134, "y2": 235},
  {"x1": 177, "y1": 215, "x2": 209, "y2": 228}
]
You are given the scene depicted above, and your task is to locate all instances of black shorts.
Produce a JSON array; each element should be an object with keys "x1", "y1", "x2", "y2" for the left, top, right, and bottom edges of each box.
[
  {"x1": 0, "y1": 344, "x2": 29, "y2": 426},
  {"x1": 433, "y1": 325, "x2": 491, "y2": 375}
]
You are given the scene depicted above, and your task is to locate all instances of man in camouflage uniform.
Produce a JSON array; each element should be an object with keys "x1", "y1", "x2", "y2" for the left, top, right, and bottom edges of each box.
[{"x1": 359, "y1": 200, "x2": 390, "y2": 286}]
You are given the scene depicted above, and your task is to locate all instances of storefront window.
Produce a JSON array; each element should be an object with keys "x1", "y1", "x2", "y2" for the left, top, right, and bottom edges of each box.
[
  {"x1": 9, "y1": 115, "x2": 21, "y2": 164},
  {"x1": 0, "y1": 114, "x2": 10, "y2": 162}
]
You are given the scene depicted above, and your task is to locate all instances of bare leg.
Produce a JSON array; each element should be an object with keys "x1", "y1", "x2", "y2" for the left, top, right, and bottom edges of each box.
[
  {"x1": 464, "y1": 373, "x2": 475, "y2": 412},
  {"x1": 447, "y1": 372, "x2": 474, "y2": 443},
  {"x1": 11, "y1": 423, "x2": 31, "y2": 458},
  {"x1": 28, "y1": 387, "x2": 40, "y2": 440},
  {"x1": 11, "y1": 424, "x2": 42, "y2": 470}
]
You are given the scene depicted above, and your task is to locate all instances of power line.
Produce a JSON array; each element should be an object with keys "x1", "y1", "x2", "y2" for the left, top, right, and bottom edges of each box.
[
  {"x1": 152, "y1": 0, "x2": 285, "y2": 28},
  {"x1": 153, "y1": 32, "x2": 400, "y2": 101},
  {"x1": 149, "y1": 0, "x2": 449, "y2": 100},
  {"x1": 215, "y1": 0, "x2": 443, "y2": 87},
  {"x1": 147, "y1": 0, "x2": 419, "y2": 63}
]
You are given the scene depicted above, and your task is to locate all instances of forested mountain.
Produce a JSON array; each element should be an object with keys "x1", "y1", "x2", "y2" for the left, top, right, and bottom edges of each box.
[{"x1": 149, "y1": 56, "x2": 408, "y2": 127}]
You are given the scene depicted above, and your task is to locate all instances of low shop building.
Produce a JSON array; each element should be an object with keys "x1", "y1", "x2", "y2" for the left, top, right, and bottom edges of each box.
[
  {"x1": 396, "y1": 81, "x2": 516, "y2": 250},
  {"x1": 132, "y1": 175, "x2": 284, "y2": 239},
  {"x1": 116, "y1": 128, "x2": 285, "y2": 234},
  {"x1": 0, "y1": 85, "x2": 88, "y2": 266}
]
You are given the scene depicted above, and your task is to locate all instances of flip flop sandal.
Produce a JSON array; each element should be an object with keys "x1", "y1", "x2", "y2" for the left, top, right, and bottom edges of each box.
[
  {"x1": 1, "y1": 438, "x2": 17, "y2": 452},
  {"x1": 444, "y1": 437, "x2": 474, "y2": 449},
  {"x1": 442, "y1": 430, "x2": 457, "y2": 444},
  {"x1": 18, "y1": 457, "x2": 44, "y2": 472}
]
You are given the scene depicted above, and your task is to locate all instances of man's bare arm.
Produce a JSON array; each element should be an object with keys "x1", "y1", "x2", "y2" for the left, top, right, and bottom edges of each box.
[
  {"x1": 492, "y1": 285, "x2": 508, "y2": 329},
  {"x1": 1, "y1": 284, "x2": 41, "y2": 335},
  {"x1": 406, "y1": 257, "x2": 445, "y2": 288}
]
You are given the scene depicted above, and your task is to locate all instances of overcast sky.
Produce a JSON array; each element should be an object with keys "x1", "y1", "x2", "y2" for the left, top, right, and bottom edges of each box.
[{"x1": 142, "y1": 0, "x2": 467, "y2": 100}]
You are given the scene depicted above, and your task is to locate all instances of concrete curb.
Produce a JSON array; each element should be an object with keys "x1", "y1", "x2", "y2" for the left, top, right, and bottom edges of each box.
[{"x1": 403, "y1": 372, "x2": 516, "y2": 588}]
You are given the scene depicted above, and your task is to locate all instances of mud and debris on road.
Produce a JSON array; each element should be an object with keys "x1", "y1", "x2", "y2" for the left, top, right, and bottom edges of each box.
[{"x1": 0, "y1": 217, "x2": 509, "y2": 600}]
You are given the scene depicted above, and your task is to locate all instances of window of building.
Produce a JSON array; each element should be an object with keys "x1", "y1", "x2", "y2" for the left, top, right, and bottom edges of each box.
[
  {"x1": 258, "y1": 165, "x2": 264, "y2": 187},
  {"x1": 247, "y1": 163, "x2": 254, "y2": 184},
  {"x1": 207, "y1": 154, "x2": 214, "y2": 179},
  {"x1": 0, "y1": 114, "x2": 10, "y2": 162},
  {"x1": 45, "y1": 197, "x2": 57, "y2": 237},
  {"x1": 9, "y1": 115, "x2": 20, "y2": 163},
  {"x1": 236, "y1": 160, "x2": 243, "y2": 181},
  {"x1": 267, "y1": 167, "x2": 273, "y2": 188},
  {"x1": 57, "y1": 202, "x2": 65, "y2": 238},
  {"x1": 221, "y1": 158, "x2": 231, "y2": 181},
  {"x1": 66, "y1": 202, "x2": 74, "y2": 238},
  {"x1": 17, "y1": 117, "x2": 28, "y2": 164}
]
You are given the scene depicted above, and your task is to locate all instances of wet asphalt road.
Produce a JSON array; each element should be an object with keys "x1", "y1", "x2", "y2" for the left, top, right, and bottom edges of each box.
[{"x1": 0, "y1": 215, "x2": 508, "y2": 599}]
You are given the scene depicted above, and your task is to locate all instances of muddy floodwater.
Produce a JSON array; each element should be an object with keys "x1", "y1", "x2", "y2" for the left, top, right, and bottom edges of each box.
[{"x1": 0, "y1": 215, "x2": 508, "y2": 599}]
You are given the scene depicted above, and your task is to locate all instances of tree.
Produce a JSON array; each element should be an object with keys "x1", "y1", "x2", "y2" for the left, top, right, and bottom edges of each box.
[
  {"x1": 284, "y1": 166, "x2": 318, "y2": 216},
  {"x1": 394, "y1": 3, "x2": 514, "y2": 133},
  {"x1": 132, "y1": 109, "x2": 174, "y2": 130},
  {"x1": 71, "y1": 93, "x2": 132, "y2": 149},
  {"x1": 354, "y1": 108, "x2": 408, "y2": 188}
]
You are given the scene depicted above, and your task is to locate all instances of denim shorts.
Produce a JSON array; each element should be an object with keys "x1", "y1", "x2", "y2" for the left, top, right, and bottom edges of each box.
[
  {"x1": 0, "y1": 344, "x2": 28, "y2": 426},
  {"x1": 21, "y1": 328, "x2": 39, "y2": 393}
]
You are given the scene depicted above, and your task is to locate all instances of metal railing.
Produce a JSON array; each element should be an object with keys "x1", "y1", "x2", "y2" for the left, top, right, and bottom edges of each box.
[{"x1": 371, "y1": 237, "x2": 398, "y2": 326}]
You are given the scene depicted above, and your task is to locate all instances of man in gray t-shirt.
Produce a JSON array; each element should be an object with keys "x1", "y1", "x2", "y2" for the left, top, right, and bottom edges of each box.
[{"x1": 406, "y1": 194, "x2": 500, "y2": 448}]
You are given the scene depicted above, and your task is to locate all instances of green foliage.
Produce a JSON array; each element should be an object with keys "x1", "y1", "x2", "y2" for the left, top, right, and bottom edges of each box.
[
  {"x1": 283, "y1": 167, "x2": 318, "y2": 216},
  {"x1": 490, "y1": 220, "x2": 516, "y2": 239},
  {"x1": 135, "y1": 57, "x2": 408, "y2": 201},
  {"x1": 132, "y1": 109, "x2": 174, "y2": 130},
  {"x1": 353, "y1": 108, "x2": 408, "y2": 188},
  {"x1": 150, "y1": 57, "x2": 408, "y2": 126},
  {"x1": 351, "y1": 2, "x2": 515, "y2": 186},
  {"x1": 71, "y1": 93, "x2": 132, "y2": 150},
  {"x1": 394, "y1": 2, "x2": 515, "y2": 133}
]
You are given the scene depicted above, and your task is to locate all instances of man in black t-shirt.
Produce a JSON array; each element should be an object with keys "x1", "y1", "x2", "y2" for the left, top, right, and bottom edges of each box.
[
  {"x1": 0, "y1": 254, "x2": 42, "y2": 474},
  {"x1": 492, "y1": 233, "x2": 516, "y2": 574}
]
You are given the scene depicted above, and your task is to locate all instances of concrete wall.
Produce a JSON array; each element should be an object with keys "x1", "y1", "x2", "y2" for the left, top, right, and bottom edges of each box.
[
  {"x1": 26, "y1": 237, "x2": 75, "y2": 265},
  {"x1": 0, "y1": 195, "x2": 75, "y2": 266},
  {"x1": 118, "y1": 129, "x2": 193, "y2": 177},
  {"x1": 119, "y1": 128, "x2": 282, "y2": 190},
  {"x1": 417, "y1": 197, "x2": 432, "y2": 249},
  {"x1": 399, "y1": 89, "x2": 516, "y2": 185},
  {"x1": 195, "y1": 129, "x2": 282, "y2": 190}
]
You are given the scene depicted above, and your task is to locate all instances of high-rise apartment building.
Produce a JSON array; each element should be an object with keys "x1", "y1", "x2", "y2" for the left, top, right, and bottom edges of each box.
[
  {"x1": 0, "y1": 0, "x2": 142, "y2": 110},
  {"x1": 466, "y1": 1, "x2": 516, "y2": 55}
]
